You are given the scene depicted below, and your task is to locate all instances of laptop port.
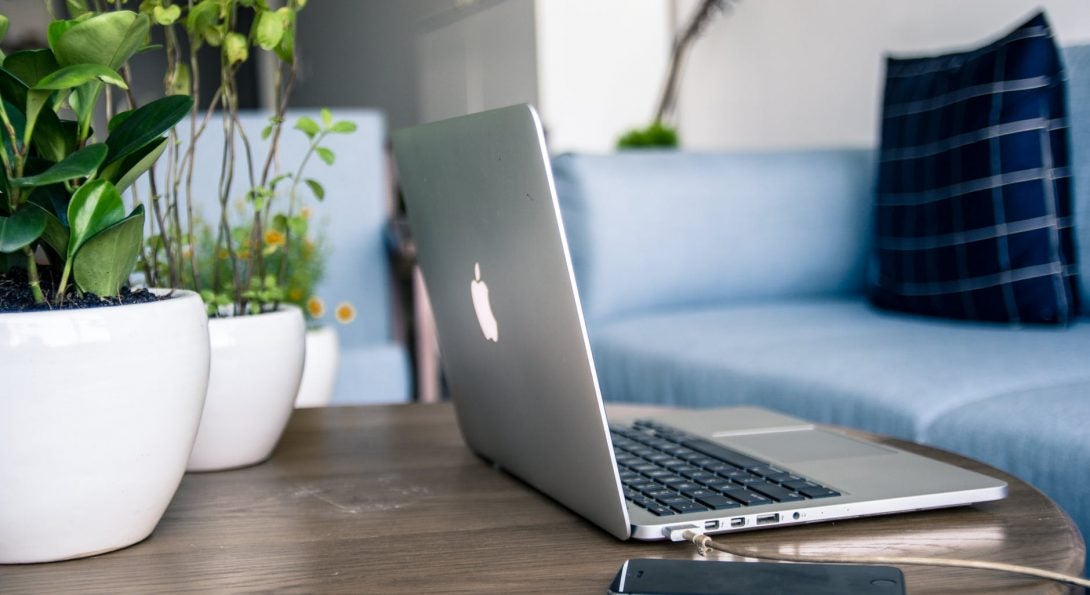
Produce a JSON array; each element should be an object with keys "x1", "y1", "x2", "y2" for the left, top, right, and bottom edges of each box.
[
  {"x1": 756, "y1": 513, "x2": 780, "y2": 525},
  {"x1": 704, "y1": 520, "x2": 720, "y2": 531},
  {"x1": 730, "y1": 517, "x2": 745, "y2": 528}
]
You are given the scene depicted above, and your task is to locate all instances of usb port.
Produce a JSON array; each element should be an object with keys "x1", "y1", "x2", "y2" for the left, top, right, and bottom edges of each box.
[
  {"x1": 756, "y1": 513, "x2": 780, "y2": 525},
  {"x1": 730, "y1": 517, "x2": 745, "y2": 528},
  {"x1": 704, "y1": 520, "x2": 720, "y2": 531}
]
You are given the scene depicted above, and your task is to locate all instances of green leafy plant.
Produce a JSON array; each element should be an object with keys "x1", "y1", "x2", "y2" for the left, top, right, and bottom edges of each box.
[
  {"x1": 115, "y1": 0, "x2": 343, "y2": 318},
  {"x1": 191, "y1": 110, "x2": 353, "y2": 318},
  {"x1": 0, "y1": 9, "x2": 192, "y2": 307}
]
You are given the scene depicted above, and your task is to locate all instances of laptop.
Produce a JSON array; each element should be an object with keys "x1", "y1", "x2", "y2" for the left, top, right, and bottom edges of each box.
[{"x1": 391, "y1": 104, "x2": 1007, "y2": 541}]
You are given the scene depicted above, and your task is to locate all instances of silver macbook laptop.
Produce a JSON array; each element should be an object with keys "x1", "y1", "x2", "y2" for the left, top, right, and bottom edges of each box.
[{"x1": 392, "y1": 104, "x2": 1007, "y2": 541}]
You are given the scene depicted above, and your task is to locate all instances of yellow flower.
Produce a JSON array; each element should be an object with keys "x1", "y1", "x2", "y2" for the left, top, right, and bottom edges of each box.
[
  {"x1": 307, "y1": 296, "x2": 325, "y2": 318},
  {"x1": 264, "y1": 228, "x2": 286, "y2": 247},
  {"x1": 217, "y1": 248, "x2": 230, "y2": 260},
  {"x1": 335, "y1": 302, "x2": 356, "y2": 324},
  {"x1": 238, "y1": 248, "x2": 250, "y2": 260},
  {"x1": 288, "y1": 287, "x2": 304, "y2": 302},
  {"x1": 301, "y1": 207, "x2": 312, "y2": 220}
]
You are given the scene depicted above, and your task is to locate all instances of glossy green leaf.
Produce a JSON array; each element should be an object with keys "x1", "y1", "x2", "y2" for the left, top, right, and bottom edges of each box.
[
  {"x1": 294, "y1": 116, "x2": 318, "y2": 138},
  {"x1": 104, "y1": 94, "x2": 193, "y2": 166},
  {"x1": 169, "y1": 62, "x2": 190, "y2": 96},
  {"x1": 47, "y1": 20, "x2": 78, "y2": 55},
  {"x1": 320, "y1": 107, "x2": 332, "y2": 128},
  {"x1": 73, "y1": 204, "x2": 143, "y2": 297},
  {"x1": 304, "y1": 178, "x2": 324, "y2": 201},
  {"x1": 4, "y1": 50, "x2": 59, "y2": 87},
  {"x1": 316, "y1": 147, "x2": 334, "y2": 165},
  {"x1": 104, "y1": 136, "x2": 167, "y2": 192},
  {"x1": 273, "y1": 7, "x2": 295, "y2": 63},
  {"x1": 66, "y1": 179, "x2": 125, "y2": 263},
  {"x1": 33, "y1": 63, "x2": 128, "y2": 91},
  {"x1": 0, "y1": 67, "x2": 28, "y2": 109},
  {"x1": 66, "y1": 0, "x2": 91, "y2": 18},
  {"x1": 11, "y1": 143, "x2": 107, "y2": 188},
  {"x1": 53, "y1": 11, "x2": 151, "y2": 70},
  {"x1": 254, "y1": 9, "x2": 285, "y2": 50},
  {"x1": 152, "y1": 5, "x2": 182, "y2": 26},
  {"x1": 186, "y1": 0, "x2": 221, "y2": 39},
  {"x1": 29, "y1": 198, "x2": 69, "y2": 258},
  {"x1": 0, "y1": 207, "x2": 46, "y2": 252},
  {"x1": 0, "y1": 15, "x2": 9, "y2": 46},
  {"x1": 331, "y1": 120, "x2": 357, "y2": 134},
  {"x1": 24, "y1": 88, "x2": 54, "y2": 149},
  {"x1": 1, "y1": 99, "x2": 26, "y2": 164},
  {"x1": 224, "y1": 32, "x2": 248, "y2": 65}
]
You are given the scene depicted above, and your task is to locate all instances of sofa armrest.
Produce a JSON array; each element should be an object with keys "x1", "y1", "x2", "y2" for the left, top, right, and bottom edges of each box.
[{"x1": 552, "y1": 149, "x2": 876, "y2": 325}]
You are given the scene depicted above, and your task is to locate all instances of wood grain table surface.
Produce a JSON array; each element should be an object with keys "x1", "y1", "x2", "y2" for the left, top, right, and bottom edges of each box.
[{"x1": 0, "y1": 403, "x2": 1083, "y2": 594}]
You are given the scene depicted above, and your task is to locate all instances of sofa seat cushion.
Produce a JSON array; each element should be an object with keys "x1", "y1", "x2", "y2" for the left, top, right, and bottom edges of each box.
[
  {"x1": 590, "y1": 297, "x2": 1090, "y2": 441},
  {"x1": 922, "y1": 382, "x2": 1090, "y2": 560}
]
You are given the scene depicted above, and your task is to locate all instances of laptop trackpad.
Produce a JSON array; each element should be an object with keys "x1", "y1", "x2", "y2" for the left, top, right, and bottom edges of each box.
[{"x1": 723, "y1": 430, "x2": 897, "y2": 464}]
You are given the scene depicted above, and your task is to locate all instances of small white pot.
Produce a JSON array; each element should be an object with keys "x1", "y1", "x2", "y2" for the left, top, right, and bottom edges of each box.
[
  {"x1": 0, "y1": 290, "x2": 210, "y2": 564},
  {"x1": 187, "y1": 306, "x2": 305, "y2": 472},
  {"x1": 295, "y1": 325, "x2": 340, "y2": 408}
]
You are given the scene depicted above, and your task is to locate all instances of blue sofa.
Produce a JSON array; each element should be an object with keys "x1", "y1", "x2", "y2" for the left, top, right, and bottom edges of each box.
[{"x1": 552, "y1": 46, "x2": 1090, "y2": 557}]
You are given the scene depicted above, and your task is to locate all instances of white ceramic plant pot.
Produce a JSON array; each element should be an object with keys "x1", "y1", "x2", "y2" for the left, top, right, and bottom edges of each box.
[
  {"x1": 187, "y1": 306, "x2": 305, "y2": 472},
  {"x1": 295, "y1": 325, "x2": 340, "y2": 408},
  {"x1": 0, "y1": 290, "x2": 210, "y2": 564}
]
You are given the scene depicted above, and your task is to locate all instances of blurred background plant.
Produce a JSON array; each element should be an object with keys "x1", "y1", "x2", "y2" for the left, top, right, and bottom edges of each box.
[{"x1": 617, "y1": 0, "x2": 736, "y2": 150}]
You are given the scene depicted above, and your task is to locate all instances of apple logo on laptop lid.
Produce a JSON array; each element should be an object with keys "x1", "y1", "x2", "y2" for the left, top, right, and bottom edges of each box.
[{"x1": 470, "y1": 262, "x2": 499, "y2": 342}]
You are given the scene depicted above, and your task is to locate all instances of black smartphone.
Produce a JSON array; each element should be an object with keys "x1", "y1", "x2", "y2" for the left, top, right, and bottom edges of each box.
[{"x1": 607, "y1": 558, "x2": 905, "y2": 595}]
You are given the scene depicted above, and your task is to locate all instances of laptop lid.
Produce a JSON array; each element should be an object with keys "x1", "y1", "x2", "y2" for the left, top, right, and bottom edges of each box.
[{"x1": 393, "y1": 104, "x2": 631, "y2": 539}]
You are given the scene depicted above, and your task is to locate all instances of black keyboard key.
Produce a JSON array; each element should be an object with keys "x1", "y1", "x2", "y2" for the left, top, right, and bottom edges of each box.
[
  {"x1": 732, "y1": 475, "x2": 764, "y2": 486},
  {"x1": 631, "y1": 463, "x2": 658, "y2": 474},
  {"x1": 688, "y1": 471, "x2": 718, "y2": 483},
  {"x1": 783, "y1": 480, "x2": 819, "y2": 491},
  {"x1": 692, "y1": 493, "x2": 742, "y2": 510},
  {"x1": 647, "y1": 453, "x2": 673, "y2": 463},
  {"x1": 674, "y1": 482, "x2": 702, "y2": 493},
  {"x1": 659, "y1": 475, "x2": 686, "y2": 487},
  {"x1": 675, "y1": 465, "x2": 700, "y2": 476},
  {"x1": 701, "y1": 477, "x2": 733, "y2": 490},
  {"x1": 798, "y1": 486, "x2": 841, "y2": 499},
  {"x1": 660, "y1": 496, "x2": 692, "y2": 507},
  {"x1": 671, "y1": 501, "x2": 710, "y2": 514},
  {"x1": 681, "y1": 438, "x2": 765, "y2": 470},
  {"x1": 721, "y1": 488, "x2": 772, "y2": 507},
  {"x1": 646, "y1": 490, "x2": 676, "y2": 501},
  {"x1": 747, "y1": 481, "x2": 801, "y2": 502},
  {"x1": 644, "y1": 469, "x2": 672, "y2": 480},
  {"x1": 688, "y1": 456, "x2": 717, "y2": 468},
  {"x1": 764, "y1": 472, "x2": 800, "y2": 484},
  {"x1": 662, "y1": 459, "x2": 688, "y2": 470},
  {"x1": 619, "y1": 471, "x2": 639, "y2": 482},
  {"x1": 628, "y1": 480, "x2": 657, "y2": 492},
  {"x1": 645, "y1": 503, "x2": 675, "y2": 516}
]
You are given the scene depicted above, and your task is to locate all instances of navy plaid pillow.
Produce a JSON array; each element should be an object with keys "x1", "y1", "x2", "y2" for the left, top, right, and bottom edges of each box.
[{"x1": 870, "y1": 12, "x2": 1079, "y2": 324}]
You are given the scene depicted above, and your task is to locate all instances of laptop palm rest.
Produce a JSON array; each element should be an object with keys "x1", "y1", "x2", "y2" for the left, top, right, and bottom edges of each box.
[{"x1": 723, "y1": 430, "x2": 897, "y2": 465}]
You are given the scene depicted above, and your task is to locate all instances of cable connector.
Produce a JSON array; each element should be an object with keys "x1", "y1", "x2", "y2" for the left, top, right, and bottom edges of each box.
[{"x1": 662, "y1": 524, "x2": 701, "y2": 542}]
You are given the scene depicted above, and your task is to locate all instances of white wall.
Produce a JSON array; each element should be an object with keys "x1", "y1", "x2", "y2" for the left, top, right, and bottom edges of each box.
[
  {"x1": 535, "y1": 0, "x2": 672, "y2": 153},
  {"x1": 675, "y1": 0, "x2": 1090, "y2": 151}
]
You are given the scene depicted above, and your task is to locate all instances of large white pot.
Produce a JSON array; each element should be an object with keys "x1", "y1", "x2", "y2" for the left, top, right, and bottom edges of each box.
[
  {"x1": 295, "y1": 325, "x2": 340, "y2": 408},
  {"x1": 0, "y1": 290, "x2": 210, "y2": 564},
  {"x1": 187, "y1": 306, "x2": 305, "y2": 471}
]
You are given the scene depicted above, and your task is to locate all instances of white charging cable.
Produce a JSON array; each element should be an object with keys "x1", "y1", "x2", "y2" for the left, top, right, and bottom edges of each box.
[{"x1": 677, "y1": 528, "x2": 1090, "y2": 589}]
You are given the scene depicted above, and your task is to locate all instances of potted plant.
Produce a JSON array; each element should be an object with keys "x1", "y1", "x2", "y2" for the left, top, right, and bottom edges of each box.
[
  {"x1": 0, "y1": 9, "x2": 205, "y2": 563},
  {"x1": 128, "y1": 0, "x2": 351, "y2": 469}
]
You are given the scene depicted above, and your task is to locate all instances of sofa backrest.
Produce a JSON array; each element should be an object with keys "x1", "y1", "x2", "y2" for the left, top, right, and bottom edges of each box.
[
  {"x1": 1061, "y1": 44, "x2": 1090, "y2": 314},
  {"x1": 553, "y1": 149, "x2": 876, "y2": 325}
]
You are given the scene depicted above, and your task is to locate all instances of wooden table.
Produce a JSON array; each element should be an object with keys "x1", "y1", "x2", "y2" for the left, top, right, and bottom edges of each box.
[{"x1": 1, "y1": 403, "x2": 1083, "y2": 593}]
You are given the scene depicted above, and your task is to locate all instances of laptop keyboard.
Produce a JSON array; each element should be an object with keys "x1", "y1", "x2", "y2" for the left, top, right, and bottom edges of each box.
[{"x1": 611, "y1": 419, "x2": 841, "y2": 517}]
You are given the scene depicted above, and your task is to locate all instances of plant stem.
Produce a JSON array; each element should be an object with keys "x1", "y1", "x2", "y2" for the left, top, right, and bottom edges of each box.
[{"x1": 22, "y1": 246, "x2": 45, "y2": 304}]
